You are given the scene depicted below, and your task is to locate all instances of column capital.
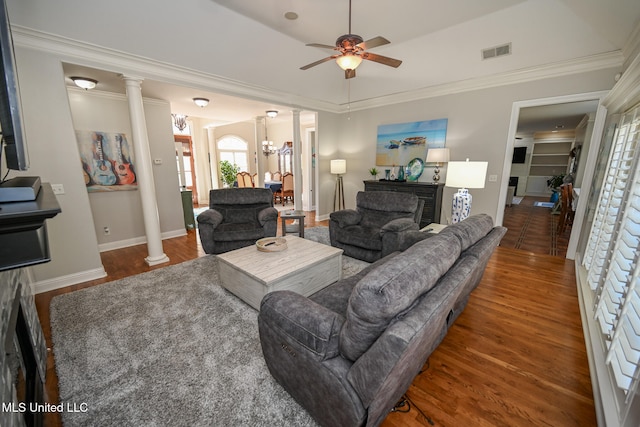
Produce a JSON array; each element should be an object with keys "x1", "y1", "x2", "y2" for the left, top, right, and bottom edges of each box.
[{"x1": 121, "y1": 75, "x2": 145, "y2": 86}]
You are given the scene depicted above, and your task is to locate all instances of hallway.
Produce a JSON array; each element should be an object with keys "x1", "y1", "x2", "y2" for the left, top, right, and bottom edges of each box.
[{"x1": 501, "y1": 196, "x2": 571, "y2": 257}]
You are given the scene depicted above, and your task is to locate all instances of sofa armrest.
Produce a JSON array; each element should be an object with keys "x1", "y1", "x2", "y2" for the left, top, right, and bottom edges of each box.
[
  {"x1": 259, "y1": 290, "x2": 344, "y2": 361},
  {"x1": 196, "y1": 208, "x2": 223, "y2": 228},
  {"x1": 330, "y1": 209, "x2": 361, "y2": 228},
  {"x1": 257, "y1": 206, "x2": 278, "y2": 225},
  {"x1": 380, "y1": 218, "x2": 419, "y2": 234}
]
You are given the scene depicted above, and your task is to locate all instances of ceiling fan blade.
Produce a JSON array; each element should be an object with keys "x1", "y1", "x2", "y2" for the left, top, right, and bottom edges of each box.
[
  {"x1": 300, "y1": 55, "x2": 338, "y2": 70},
  {"x1": 357, "y1": 36, "x2": 390, "y2": 50},
  {"x1": 361, "y1": 52, "x2": 402, "y2": 68},
  {"x1": 345, "y1": 69, "x2": 356, "y2": 79},
  {"x1": 306, "y1": 43, "x2": 337, "y2": 50}
]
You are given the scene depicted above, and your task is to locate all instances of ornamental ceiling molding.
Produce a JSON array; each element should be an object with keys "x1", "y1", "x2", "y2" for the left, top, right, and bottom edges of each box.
[{"x1": 14, "y1": 25, "x2": 625, "y2": 115}]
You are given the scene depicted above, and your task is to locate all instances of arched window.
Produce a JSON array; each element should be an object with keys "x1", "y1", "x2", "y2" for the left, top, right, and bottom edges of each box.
[{"x1": 217, "y1": 136, "x2": 248, "y2": 172}]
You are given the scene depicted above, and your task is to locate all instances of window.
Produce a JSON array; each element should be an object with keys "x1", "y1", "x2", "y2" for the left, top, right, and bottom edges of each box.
[
  {"x1": 583, "y1": 104, "x2": 640, "y2": 412},
  {"x1": 217, "y1": 136, "x2": 248, "y2": 172}
]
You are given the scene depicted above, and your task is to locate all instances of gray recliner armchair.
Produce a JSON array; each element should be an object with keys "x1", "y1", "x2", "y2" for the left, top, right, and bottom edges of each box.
[
  {"x1": 329, "y1": 191, "x2": 425, "y2": 262},
  {"x1": 197, "y1": 188, "x2": 278, "y2": 254}
]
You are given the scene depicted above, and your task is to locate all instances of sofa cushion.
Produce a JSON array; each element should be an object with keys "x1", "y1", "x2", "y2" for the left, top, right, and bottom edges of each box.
[
  {"x1": 260, "y1": 291, "x2": 344, "y2": 361},
  {"x1": 213, "y1": 223, "x2": 265, "y2": 241},
  {"x1": 439, "y1": 213, "x2": 494, "y2": 251},
  {"x1": 339, "y1": 232, "x2": 462, "y2": 361},
  {"x1": 336, "y1": 225, "x2": 383, "y2": 250}
]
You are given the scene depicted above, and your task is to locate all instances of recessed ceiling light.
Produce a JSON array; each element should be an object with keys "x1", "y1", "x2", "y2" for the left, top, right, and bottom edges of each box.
[{"x1": 284, "y1": 11, "x2": 298, "y2": 20}]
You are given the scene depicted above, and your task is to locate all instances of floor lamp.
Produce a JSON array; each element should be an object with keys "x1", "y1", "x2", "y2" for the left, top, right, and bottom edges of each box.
[
  {"x1": 445, "y1": 159, "x2": 488, "y2": 223},
  {"x1": 331, "y1": 159, "x2": 346, "y2": 211}
]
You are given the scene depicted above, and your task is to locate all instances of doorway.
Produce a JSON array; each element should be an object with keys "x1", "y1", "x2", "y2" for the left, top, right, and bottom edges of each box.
[
  {"x1": 175, "y1": 135, "x2": 198, "y2": 205},
  {"x1": 498, "y1": 91, "x2": 609, "y2": 259}
]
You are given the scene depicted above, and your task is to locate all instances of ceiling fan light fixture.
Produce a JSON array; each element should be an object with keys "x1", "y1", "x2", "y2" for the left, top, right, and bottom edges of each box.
[
  {"x1": 336, "y1": 53, "x2": 362, "y2": 71},
  {"x1": 193, "y1": 97, "x2": 209, "y2": 107},
  {"x1": 71, "y1": 76, "x2": 98, "y2": 90}
]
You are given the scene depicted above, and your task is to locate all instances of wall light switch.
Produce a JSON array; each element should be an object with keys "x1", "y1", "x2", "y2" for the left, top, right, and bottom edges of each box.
[
  {"x1": 488, "y1": 174, "x2": 498, "y2": 182},
  {"x1": 153, "y1": 158, "x2": 162, "y2": 165}
]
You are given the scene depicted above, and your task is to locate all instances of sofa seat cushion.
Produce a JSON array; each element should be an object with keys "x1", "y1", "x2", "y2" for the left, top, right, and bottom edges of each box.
[
  {"x1": 213, "y1": 222, "x2": 264, "y2": 241},
  {"x1": 335, "y1": 225, "x2": 383, "y2": 250},
  {"x1": 339, "y1": 233, "x2": 462, "y2": 361}
]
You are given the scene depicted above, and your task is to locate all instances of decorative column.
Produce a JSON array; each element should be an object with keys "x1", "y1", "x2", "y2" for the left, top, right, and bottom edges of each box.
[
  {"x1": 122, "y1": 76, "x2": 169, "y2": 266},
  {"x1": 255, "y1": 116, "x2": 264, "y2": 188},
  {"x1": 292, "y1": 109, "x2": 303, "y2": 211}
]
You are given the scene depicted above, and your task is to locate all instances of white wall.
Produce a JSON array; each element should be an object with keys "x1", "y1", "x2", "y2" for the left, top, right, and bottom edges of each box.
[
  {"x1": 12, "y1": 47, "x2": 105, "y2": 286},
  {"x1": 13, "y1": 46, "x2": 184, "y2": 290},
  {"x1": 68, "y1": 89, "x2": 184, "y2": 250},
  {"x1": 317, "y1": 68, "x2": 618, "y2": 223}
]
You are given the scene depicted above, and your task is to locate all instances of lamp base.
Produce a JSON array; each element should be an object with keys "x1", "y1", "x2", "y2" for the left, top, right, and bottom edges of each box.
[
  {"x1": 432, "y1": 165, "x2": 441, "y2": 182},
  {"x1": 334, "y1": 175, "x2": 345, "y2": 211},
  {"x1": 451, "y1": 188, "x2": 472, "y2": 223}
]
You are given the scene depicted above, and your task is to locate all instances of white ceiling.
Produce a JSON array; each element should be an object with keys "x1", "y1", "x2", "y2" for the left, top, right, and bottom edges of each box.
[{"x1": 48, "y1": 0, "x2": 640, "y2": 131}]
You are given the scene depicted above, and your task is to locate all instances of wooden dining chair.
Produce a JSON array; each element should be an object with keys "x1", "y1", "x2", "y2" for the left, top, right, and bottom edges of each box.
[
  {"x1": 282, "y1": 172, "x2": 294, "y2": 205},
  {"x1": 236, "y1": 172, "x2": 253, "y2": 188},
  {"x1": 272, "y1": 171, "x2": 282, "y2": 182},
  {"x1": 557, "y1": 183, "x2": 574, "y2": 233},
  {"x1": 252, "y1": 173, "x2": 258, "y2": 187}
]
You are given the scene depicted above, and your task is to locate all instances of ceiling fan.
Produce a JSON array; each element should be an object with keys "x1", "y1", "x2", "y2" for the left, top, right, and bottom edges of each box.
[{"x1": 300, "y1": 0, "x2": 402, "y2": 79}]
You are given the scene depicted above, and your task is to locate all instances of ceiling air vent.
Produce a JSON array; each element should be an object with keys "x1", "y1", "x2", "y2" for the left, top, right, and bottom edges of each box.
[{"x1": 482, "y1": 43, "x2": 512, "y2": 60}]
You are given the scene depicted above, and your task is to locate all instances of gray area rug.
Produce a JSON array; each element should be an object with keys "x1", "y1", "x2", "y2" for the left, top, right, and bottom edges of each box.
[{"x1": 51, "y1": 227, "x2": 368, "y2": 427}]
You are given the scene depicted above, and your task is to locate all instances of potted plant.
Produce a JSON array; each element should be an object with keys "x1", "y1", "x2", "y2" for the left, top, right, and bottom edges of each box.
[
  {"x1": 546, "y1": 174, "x2": 565, "y2": 203},
  {"x1": 369, "y1": 167, "x2": 379, "y2": 180},
  {"x1": 219, "y1": 160, "x2": 240, "y2": 187}
]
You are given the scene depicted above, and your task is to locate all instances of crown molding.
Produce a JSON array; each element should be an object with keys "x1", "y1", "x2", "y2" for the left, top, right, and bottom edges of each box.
[
  {"x1": 345, "y1": 51, "x2": 623, "y2": 113},
  {"x1": 12, "y1": 25, "x2": 341, "y2": 114},
  {"x1": 603, "y1": 51, "x2": 640, "y2": 112},
  {"x1": 13, "y1": 25, "x2": 624, "y2": 116}
]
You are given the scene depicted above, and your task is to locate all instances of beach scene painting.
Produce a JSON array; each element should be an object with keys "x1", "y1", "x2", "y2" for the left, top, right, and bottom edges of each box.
[{"x1": 376, "y1": 118, "x2": 448, "y2": 166}]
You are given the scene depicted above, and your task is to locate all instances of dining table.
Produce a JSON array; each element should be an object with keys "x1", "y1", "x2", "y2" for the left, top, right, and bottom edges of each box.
[{"x1": 264, "y1": 180, "x2": 282, "y2": 193}]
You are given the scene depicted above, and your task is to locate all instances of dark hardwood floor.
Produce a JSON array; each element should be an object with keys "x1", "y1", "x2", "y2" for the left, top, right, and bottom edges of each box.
[
  {"x1": 34, "y1": 208, "x2": 594, "y2": 427},
  {"x1": 501, "y1": 195, "x2": 571, "y2": 257}
]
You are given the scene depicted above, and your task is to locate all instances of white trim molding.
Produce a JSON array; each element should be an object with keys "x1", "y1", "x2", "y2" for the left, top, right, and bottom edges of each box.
[
  {"x1": 14, "y1": 25, "x2": 625, "y2": 116},
  {"x1": 98, "y1": 228, "x2": 187, "y2": 253},
  {"x1": 32, "y1": 267, "x2": 107, "y2": 294}
]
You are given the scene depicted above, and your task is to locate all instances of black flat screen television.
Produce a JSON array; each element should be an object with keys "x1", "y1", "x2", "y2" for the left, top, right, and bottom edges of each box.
[
  {"x1": 512, "y1": 146, "x2": 526, "y2": 164},
  {"x1": 0, "y1": 0, "x2": 29, "y2": 172}
]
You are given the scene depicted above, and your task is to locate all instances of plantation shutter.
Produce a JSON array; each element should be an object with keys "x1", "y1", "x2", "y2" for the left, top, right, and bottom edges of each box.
[
  {"x1": 585, "y1": 104, "x2": 640, "y2": 396},
  {"x1": 583, "y1": 112, "x2": 634, "y2": 290}
]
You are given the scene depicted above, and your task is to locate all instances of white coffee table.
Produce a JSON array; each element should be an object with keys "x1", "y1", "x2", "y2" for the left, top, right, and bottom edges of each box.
[{"x1": 217, "y1": 235, "x2": 343, "y2": 310}]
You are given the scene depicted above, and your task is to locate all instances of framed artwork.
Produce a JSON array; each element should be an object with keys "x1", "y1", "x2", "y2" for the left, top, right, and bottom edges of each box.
[
  {"x1": 376, "y1": 118, "x2": 448, "y2": 166},
  {"x1": 76, "y1": 130, "x2": 137, "y2": 192}
]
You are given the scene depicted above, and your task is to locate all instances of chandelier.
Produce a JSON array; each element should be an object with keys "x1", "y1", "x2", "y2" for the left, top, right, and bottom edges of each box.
[
  {"x1": 172, "y1": 114, "x2": 188, "y2": 131},
  {"x1": 262, "y1": 114, "x2": 277, "y2": 156}
]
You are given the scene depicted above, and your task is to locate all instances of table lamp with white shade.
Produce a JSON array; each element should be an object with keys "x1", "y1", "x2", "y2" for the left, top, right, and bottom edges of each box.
[
  {"x1": 445, "y1": 159, "x2": 488, "y2": 223},
  {"x1": 425, "y1": 148, "x2": 450, "y2": 182},
  {"x1": 331, "y1": 159, "x2": 346, "y2": 211}
]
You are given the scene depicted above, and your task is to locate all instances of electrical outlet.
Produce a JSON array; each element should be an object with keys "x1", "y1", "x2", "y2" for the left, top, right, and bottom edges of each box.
[
  {"x1": 103, "y1": 226, "x2": 110, "y2": 235},
  {"x1": 488, "y1": 174, "x2": 498, "y2": 182},
  {"x1": 51, "y1": 183, "x2": 65, "y2": 195}
]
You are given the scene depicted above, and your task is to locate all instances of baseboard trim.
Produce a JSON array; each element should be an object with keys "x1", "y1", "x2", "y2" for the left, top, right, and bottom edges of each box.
[
  {"x1": 98, "y1": 229, "x2": 187, "y2": 252},
  {"x1": 32, "y1": 267, "x2": 107, "y2": 294}
]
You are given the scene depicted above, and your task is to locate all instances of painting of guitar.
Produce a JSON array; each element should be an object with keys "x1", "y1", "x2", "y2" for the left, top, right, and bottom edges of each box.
[
  {"x1": 111, "y1": 134, "x2": 136, "y2": 185},
  {"x1": 91, "y1": 133, "x2": 117, "y2": 186}
]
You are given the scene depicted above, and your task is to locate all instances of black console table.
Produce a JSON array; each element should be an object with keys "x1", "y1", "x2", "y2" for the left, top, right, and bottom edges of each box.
[{"x1": 363, "y1": 180, "x2": 444, "y2": 229}]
